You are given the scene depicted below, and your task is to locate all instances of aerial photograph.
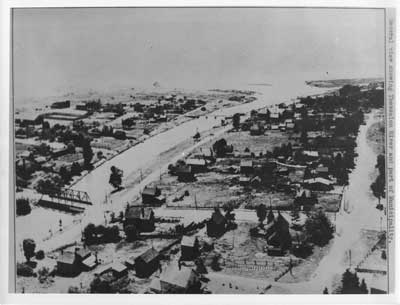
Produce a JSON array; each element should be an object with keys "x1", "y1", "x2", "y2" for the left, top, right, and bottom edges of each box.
[{"x1": 12, "y1": 8, "x2": 388, "y2": 294}]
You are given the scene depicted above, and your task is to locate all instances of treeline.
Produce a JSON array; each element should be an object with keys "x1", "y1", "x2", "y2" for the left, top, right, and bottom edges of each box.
[{"x1": 371, "y1": 154, "x2": 385, "y2": 201}]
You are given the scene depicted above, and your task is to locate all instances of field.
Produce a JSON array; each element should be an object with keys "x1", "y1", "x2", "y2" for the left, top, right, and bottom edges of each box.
[{"x1": 215, "y1": 129, "x2": 297, "y2": 156}]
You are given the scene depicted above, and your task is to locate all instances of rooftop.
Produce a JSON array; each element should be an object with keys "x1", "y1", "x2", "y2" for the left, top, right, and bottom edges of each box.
[
  {"x1": 160, "y1": 265, "x2": 198, "y2": 289},
  {"x1": 136, "y1": 248, "x2": 159, "y2": 264}
]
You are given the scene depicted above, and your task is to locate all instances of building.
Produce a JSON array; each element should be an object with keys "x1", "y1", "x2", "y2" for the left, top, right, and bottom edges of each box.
[
  {"x1": 16, "y1": 112, "x2": 43, "y2": 126},
  {"x1": 266, "y1": 211, "x2": 292, "y2": 255},
  {"x1": 56, "y1": 252, "x2": 79, "y2": 277},
  {"x1": 250, "y1": 124, "x2": 264, "y2": 136},
  {"x1": 315, "y1": 166, "x2": 330, "y2": 178},
  {"x1": 180, "y1": 236, "x2": 199, "y2": 261},
  {"x1": 124, "y1": 206, "x2": 155, "y2": 232},
  {"x1": 186, "y1": 158, "x2": 207, "y2": 173},
  {"x1": 303, "y1": 177, "x2": 334, "y2": 191},
  {"x1": 240, "y1": 160, "x2": 254, "y2": 175},
  {"x1": 96, "y1": 261, "x2": 128, "y2": 279},
  {"x1": 206, "y1": 208, "x2": 227, "y2": 237},
  {"x1": 142, "y1": 186, "x2": 165, "y2": 206},
  {"x1": 51, "y1": 100, "x2": 71, "y2": 109},
  {"x1": 176, "y1": 165, "x2": 196, "y2": 182},
  {"x1": 159, "y1": 265, "x2": 200, "y2": 293},
  {"x1": 134, "y1": 248, "x2": 160, "y2": 278},
  {"x1": 239, "y1": 176, "x2": 251, "y2": 186},
  {"x1": 294, "y1": 188, "x2": 318, "y2": 210}
]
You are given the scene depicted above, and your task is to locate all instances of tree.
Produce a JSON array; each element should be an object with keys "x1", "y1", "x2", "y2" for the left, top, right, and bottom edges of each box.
[
  {"x1": 82, "y1": 138, "x2": 94, "y2": 169},
  {"x1": 304, "y1": 210, "x2": 334, "y2": 246},
  {"x1": 323, "y1": 287, "x2": 329, "y2": 294},
  {"x1": 340, "y1": 269, "x2": 366, "y2": 294},
  {"x1": 210, "y1": 255, "x2": 221, "y2": 271},
  {"x1": 212, "y1": 138, "x2": 228, "y2": 158},
  {"x1": 59, "y1": 166, "x2": 71, "y2": 184},
  {"x1": 109, "y1": 166, "x2": 123, "y2": 189},
  {"x1": 70, "y1": 162, "x2": 82, "y2": 176},
  {"x1": 83, "y1": 223, "x2": 97, "y2": 244},
  {"x1": 195, "y1": 258, "x2": 208, "y2": 274},
  {"x1": 16, "y1": 198, "x2": 31, "y2": 216},
  {"x1": 300, "y1": 130, "x2": 308, "y2": 145},
  {"x1": 255, "y1": 204, "x2": 267, "y2": 227},
  {"x1": 359, "y1": 279, "x2": 368, "y2": 294},
  {"x1": 232, "y1": 113, "x2": 241, "y2": 130},
  {"x1": 90, "y1": 276, "x2": 112, "y2": 293},
  {"x1": 124, "y1": 224, "x2": 138, "y2": 241},
  {"x1": 23, "y1": 238, "x2": 36, "y2": 263},
  {"x1": 103, "y1": 225, "x2": 120, "y2": 242},
  {"x1": 17, "y1": 262, "x2": 35, "y2": 277},
  {"x1": 67, "y1": 142, "x2": 76, "y2": 153},
  {"x1": 35, "y1": 175, "x2": 63, "y2": 194},
  {"x1": 290, "y1": 206, "x2": 300, "y2": 222}
]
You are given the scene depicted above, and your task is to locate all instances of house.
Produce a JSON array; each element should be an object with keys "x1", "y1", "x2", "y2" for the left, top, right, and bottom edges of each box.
[
  {"x1": 96, "y1": 261, "x2": 128, "y2": 279},
  {"x1": 270, "y1": 112, "x2": 280, "y2": 123},
  {"x1": 176, "y1": 165, "x2": 195, "y2": 182},
  {"x1": 57, "y1": 252, "x2": 79, "y2": 277},
  {"x1": 278, "y1": 123, "x2": 286, "y2": 131},
  {"x1": 142, "y1": 186, "x2": 165, "y2": 206},
  {"x1": 294, "y1": 188, "x2": 318, "y2": 209},
  {"x1": 134, "y1": 248, "x2": 160, "y2": 278},
  {"x1": 180, "y1": 235, "x2": 199, "y2": 261},
  {"x1": 239, "y1": 176, "x2": 251, "y2": 186},
  {"x1": 124, "y1": 206, "x2": 155, "y2": 232},
  {"x1": 240, "y1": 160, "x2": 254, "y2": 175},
  {"x1": 265, "y1": 211, "x2": 292, "y2": 255},
  {"x1": 250, "y1": 176, "x2": 262, "y2": 188},
  {"x1": 271, "y1": 124, "x2": 279, "y2": 130},
  {"x1": 199, "y1": 148, "x2": 215, "y2": 162},
  {"x1": 206, "y1": 208, "x2": 227, "y2": 237},
  {"x1": 186, "y1": 158, "x2": 207, "y2": 173},
  {"x1": 108, "y1": 262, "x2": 128, "y2": 278},
  {"x1": 277, "y1": 167, "x2": 289, "y2": 176},
  {"x1": 159, "y1": 265, "x2": 200, "y2": 293},
  {"x1": 315, "y1": 166, "x2": 330, "y2": 178},
  {"x1": 303, "y1": 177, "x2": 334, "y2": 191},
  {"x1": 286, "y1": 122, "x2": 295, "y2": 129},
  {"x1": 250, "y1": 124, "x2": 263, "y2": 136},
  {"x1": 51, "y1": 146, "x2": 70, "y2": 158},
  {"x1": 303, "y1": 150, "x2": 319, "y2": 159}
]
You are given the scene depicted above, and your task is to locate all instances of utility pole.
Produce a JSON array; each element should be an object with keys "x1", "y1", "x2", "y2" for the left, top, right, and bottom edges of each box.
[
  {"x1": 349, "y1": 249, "x2": 352, "y2": 269},
  {"x1": 194, "y1": 194, "x2": 198, "y2": 210}
]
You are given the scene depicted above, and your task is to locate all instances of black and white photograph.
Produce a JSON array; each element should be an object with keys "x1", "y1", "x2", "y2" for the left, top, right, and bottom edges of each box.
[{"x1": 1, "y1": 3, "x2": 397, "y2": 300}]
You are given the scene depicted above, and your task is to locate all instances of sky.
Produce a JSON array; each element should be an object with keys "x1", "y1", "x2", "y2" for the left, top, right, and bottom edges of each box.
[{"x1": 13, "y1": 8, "x2": 385, "y2": 102}]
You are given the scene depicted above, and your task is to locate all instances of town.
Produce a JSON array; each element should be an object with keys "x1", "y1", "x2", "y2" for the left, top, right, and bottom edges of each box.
[{"x1": 14, "y1": 79, "x2": 387, "y2": 294}]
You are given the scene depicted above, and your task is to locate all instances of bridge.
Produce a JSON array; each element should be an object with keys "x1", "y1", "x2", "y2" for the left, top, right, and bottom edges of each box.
[{"x1": 37, "y1": 188, "x2": 92, "y2": 214}]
